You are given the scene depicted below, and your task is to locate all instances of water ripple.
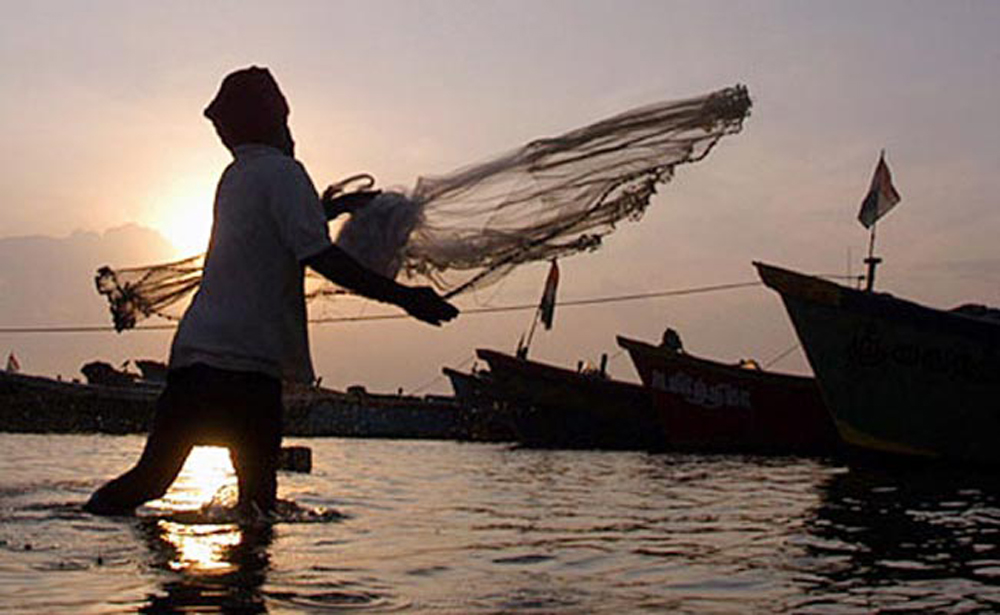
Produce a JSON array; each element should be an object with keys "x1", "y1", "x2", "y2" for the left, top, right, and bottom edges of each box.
[{"x1": 5, "y1": 436, "x2": 1000, "y2": 612}]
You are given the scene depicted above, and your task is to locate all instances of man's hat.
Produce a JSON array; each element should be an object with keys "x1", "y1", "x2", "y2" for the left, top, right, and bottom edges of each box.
[{"x1": 204, "y1": 66, "x2": 289, "y2": 145}]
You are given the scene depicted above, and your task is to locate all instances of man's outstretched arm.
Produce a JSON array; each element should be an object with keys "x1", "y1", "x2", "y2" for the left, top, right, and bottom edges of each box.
[{"x1": 304, "y1": 245, "x2": 458, "y2": 326}]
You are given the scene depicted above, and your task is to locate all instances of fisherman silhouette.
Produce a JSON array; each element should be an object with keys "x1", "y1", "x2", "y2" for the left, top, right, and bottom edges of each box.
[{"x1": 84, "y1": 66, "x2": 458, "y2": 516}]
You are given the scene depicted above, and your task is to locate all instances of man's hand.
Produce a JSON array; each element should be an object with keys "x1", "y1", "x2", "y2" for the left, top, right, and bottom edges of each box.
[
  {"x1": 401, "y1": 286, "x2": 459, "y2": 326},
  {"x1": 321, "y1": 189, "x2": 382, "y2": 220}
]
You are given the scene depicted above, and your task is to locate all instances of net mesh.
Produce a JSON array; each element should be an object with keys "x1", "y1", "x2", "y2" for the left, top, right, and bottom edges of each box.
[
  {"x1": 95, "y1": 256, "x2": 205, "y2": 330},
  {"x1": 96, "y1": 85, "x2": 751, "y2": 330}
]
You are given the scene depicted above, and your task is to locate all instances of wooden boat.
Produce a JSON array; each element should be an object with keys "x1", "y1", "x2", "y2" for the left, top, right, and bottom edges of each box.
[
  {"x1": 440, "y1": 366, "x2": 517, "y2": 442},
  {"x1": 756, "y1": 261, "x2": 1000, "y2": 464},
  {"x1": 473, "y1": 349, "x2": 660, "y2": 450},
  {"x1": 617, "y1": 336, "x2": 839, "y2": 454},
  {"x1": 442, "y1": 367, "x2": 494, "y2": 411}
]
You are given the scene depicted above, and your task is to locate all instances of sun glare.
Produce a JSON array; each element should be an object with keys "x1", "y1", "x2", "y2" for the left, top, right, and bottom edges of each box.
[
  {"x1": 143, "y1": 446, "x2": 242, "y2": 574},
  {"x1": 160, "y1": 519, "x2": 243, "y2": 573},
  {"x1": 153, "y1": 445, "x2": 236, "y2": 512},
  {"x1": 143, "y1": 174, "x2": 217, "y2": 258},
  {"x1": 159, "y1": 202, "x2": 213, "y2": 257}
]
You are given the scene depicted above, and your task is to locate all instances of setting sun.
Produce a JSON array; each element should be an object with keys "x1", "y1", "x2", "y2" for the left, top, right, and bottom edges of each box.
[
  {"x1": 142, "y1": 172, "x2": 218, "y2": 257},
  {"x1": 159, "y1": 205, "x2": 213, "y2": 256},
  {"x1": 155, "y1": 197, "x2": 214, "y2": 257}
]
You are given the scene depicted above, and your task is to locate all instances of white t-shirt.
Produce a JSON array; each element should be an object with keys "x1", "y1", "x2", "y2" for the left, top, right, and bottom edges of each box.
[{"x1": 169, "y1": 144, "x2": 332, "y2": 383}]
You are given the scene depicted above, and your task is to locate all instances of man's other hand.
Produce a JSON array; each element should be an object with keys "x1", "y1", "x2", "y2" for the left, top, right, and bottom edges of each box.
[
  {"x1": 322, "y1": 189, "x2": 382, "y2": 220},
  {"x1": 402, "y1": 286, "x2": 459, "y2": 326}
]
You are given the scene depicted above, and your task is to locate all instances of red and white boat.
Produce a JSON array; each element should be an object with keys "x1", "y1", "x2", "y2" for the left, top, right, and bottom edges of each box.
[{"x1": 618, "y1": 335, "x2": 839, "y2": 455}]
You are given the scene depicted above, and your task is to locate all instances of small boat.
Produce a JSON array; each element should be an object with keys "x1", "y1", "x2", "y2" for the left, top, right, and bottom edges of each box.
[
  {"x1": 474, "y1": 348, "x2": 660, "y2": 450},
  {"x1": 617, "y1": 335, "x2": 839, "y2": 455},
  {"x1": 442, "y1": 366, "x2": 495, "y2": 412},
  {"x1": 440, "y1": 366, "x2": 517, "y2": 442},
  {"x1": 756, "y1": 261, "x2": 1000, "y2": 464}
]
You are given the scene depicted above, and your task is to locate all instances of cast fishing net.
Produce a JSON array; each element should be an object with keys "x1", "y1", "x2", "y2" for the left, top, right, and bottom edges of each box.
[{"x1": 97, "y1": 84, "x2": 751, "y2": 330}]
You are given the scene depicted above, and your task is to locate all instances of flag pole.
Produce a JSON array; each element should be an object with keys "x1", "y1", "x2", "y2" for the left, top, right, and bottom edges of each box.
[
  {"x1": 864, "y1": 220, "x2": 881, "y2": 292},
  {"x1": 857, "y1": 148, "x2": 898, "y2": 292},
  {"x1": 519, "y1": 306, "x2": 541, "y2": 359},
  {"x1": 519, "y1": 259, "x2": 559, "y2": 359}
]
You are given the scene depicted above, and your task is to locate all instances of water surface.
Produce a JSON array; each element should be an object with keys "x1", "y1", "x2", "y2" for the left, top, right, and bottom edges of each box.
[{"x1": 3, "y1": 434, "x2": 1000, "y2": 612}]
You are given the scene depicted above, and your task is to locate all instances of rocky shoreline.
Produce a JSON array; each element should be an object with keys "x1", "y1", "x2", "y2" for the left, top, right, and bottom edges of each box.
[{"x1": 0, "y1": 370, "x2": 512, "y2": 442}]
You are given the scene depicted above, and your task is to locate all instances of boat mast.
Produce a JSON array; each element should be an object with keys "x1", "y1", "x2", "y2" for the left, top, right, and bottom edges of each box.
[
  {"x1": 864, "y1": 220, "x2": 881, "y2": 292},
  {"x1": 518, "y1": 307, "x2": 542, "y2": 359}
]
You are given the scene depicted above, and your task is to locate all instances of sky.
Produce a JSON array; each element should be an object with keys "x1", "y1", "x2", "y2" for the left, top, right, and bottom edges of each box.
[{"x1": 2, "y1": 0, "x2": 1000, "y2": 393}]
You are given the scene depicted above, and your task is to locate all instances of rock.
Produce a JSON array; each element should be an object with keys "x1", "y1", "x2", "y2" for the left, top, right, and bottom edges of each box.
[{"x1": 278, "y1": 446, "x2": 312, "y2": 473}]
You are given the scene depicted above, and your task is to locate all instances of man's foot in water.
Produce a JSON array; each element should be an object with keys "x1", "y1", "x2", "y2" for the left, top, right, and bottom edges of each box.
[
  {"x1": 235, "y1": 500, "x2": 276, "y2": 525},
  {"x1": 82, "y1": 491, "x2": 136, "y2": 516}
]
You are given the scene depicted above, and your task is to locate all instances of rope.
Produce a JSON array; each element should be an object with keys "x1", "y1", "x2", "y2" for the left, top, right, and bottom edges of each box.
[
  {"x1": 763, "y1": 343, "x2": 801, "y2": 369},
  {"x1": 409, "y1": 354, "x2": 476, "y2": 395},
  {"x1": 0, "y1": 280, "x2": 765, "y2": 334}
]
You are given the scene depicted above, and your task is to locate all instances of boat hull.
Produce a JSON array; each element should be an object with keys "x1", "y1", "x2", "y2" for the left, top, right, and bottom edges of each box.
[
  {"x1": 618, "y1": 336, "x2": 838, "y2": 454},
  {"x1": 441, "y1": 367, "x2": 517, "y2": 442},
  {"x1": 757, "y1": 262, "x2": 1000, "y2": 464},
  {"x1": 475, "y1": 349, "x2": 659, "y2": 450}
]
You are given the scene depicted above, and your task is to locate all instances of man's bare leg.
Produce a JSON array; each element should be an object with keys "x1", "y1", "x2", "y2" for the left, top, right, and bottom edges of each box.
[{"x1": 84, "y1": 372, "x2": 196, "y2": 515}]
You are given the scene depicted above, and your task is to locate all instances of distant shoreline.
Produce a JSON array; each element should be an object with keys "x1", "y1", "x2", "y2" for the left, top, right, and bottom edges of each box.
[{"x1": 0, "y1": 370, "x2": 511, "y2": 442}]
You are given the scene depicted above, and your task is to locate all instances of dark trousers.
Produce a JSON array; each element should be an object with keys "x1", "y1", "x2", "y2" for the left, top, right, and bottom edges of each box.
[{"x1": 85, "y1": 364, "x2": 283, "y2": 514}]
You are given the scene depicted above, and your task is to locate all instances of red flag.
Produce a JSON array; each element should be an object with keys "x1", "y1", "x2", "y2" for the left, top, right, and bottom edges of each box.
[
  {"x1": 539, "y1": 260, "x2": 560, "y2": 330},
  {"x1": 6, "y1": 352, "x2": 20, "y2": 373},
  {"x1": 857, "y1": 152, "x2": 901, "y2": 229}
]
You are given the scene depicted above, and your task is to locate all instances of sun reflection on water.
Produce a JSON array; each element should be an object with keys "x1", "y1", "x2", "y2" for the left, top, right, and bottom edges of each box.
[
  {"x1": 145, "y1": 446, "x2": 244, "y2": 574},
  {"x1": 159, "y1": 520, "x2": 243, "y2": 573},
  {"x1": 154, "y1": 445, "x2": 236, "y2": 512}
]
